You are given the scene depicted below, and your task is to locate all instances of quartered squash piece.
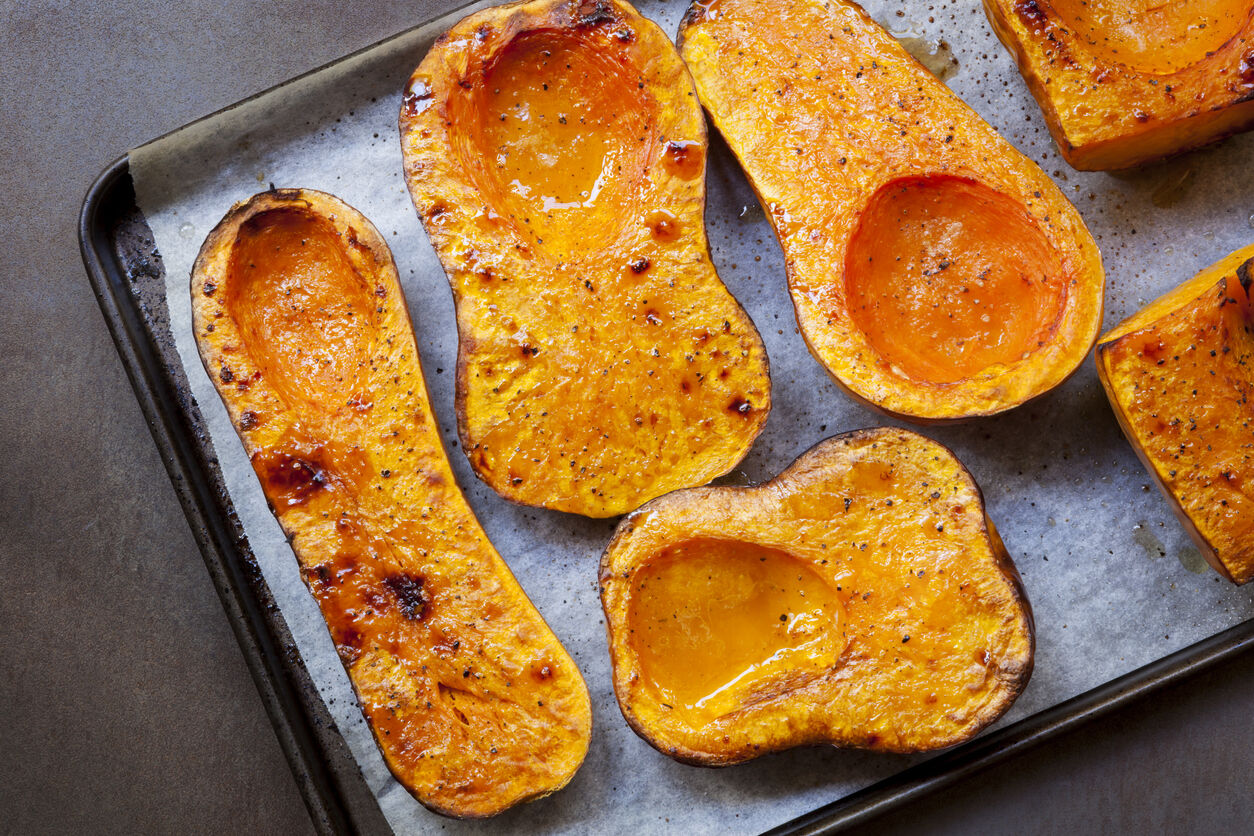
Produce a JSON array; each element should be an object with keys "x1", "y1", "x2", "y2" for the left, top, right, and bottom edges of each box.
[
  {"x1": 679, "y1": 0, "x2": 1104, "y2": 423},
  {"x1": 191, "y1": 189, "x2": 591, "y2": 817},
  {"x1": 601, "y1": 428, "x2": 1034, "y2": 764},
  {"x1": 985, "y1": 0, "x2": 1254, "y2": 170},
  {"x1": 1097, "y1": 243, "x2": 1254, "y2": 584},
  {"x1": 400, "y1": 0, "x2": 771, "y2": 517}
]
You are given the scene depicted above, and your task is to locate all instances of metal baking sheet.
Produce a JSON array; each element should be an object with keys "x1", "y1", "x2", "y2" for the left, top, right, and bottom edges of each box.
[{"x1": 94, "y1": 0, "x2": 1254, "y2": 831}]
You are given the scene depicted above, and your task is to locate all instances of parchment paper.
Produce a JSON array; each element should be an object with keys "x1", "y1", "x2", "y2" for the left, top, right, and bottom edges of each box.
[{"x1": 129, "y1": 0, "x2": 1254, "y2": 831}]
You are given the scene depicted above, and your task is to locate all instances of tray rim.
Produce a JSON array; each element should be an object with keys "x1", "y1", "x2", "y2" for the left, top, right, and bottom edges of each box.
[
  {"x1": 78, "y1": 21, "x2": 1254, "y2": 825},
  {"x1": 78, "y1": 155, "x2": 392, "y2": 836}
]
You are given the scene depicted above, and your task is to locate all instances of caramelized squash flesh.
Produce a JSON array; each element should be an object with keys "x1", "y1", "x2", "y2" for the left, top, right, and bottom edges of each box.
[
  {"x1": 985, "y1": 0, "x2": 1254, "y2": 169},
  {"x1": 402, "y1": 0, "x2": 770, "y2": 517},
  {"x1": 679, "y1": 0, "x2": 1103, "y2": 421},
  {"x1": 601, "y1": 429, "x2": 1035, "y2": 764},
  {"x1": 1097, "y1": 244, "x2": 1254, "y2": 584},
  {"x1": 1046, "y1": 0, "x2": 1250, "y2": 75},
  {"x1": 192, "y1": 189, "x2": 591, "y2": 818}
]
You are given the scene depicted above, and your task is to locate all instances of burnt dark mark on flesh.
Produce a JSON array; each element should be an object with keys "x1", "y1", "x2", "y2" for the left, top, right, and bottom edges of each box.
[
  {"x1": 220, "y1": 364, "x2": 234, "y2": 383},
  {"x1": 1013, "y1": 0, "x2": 1049, "y2": 33},
  {"x1": 728, "y1": 397, "x2": 753, "y2": 415},
  {"x1": 575, "y1": 0, "x2": 617, "y2": 29},
  {"x1": 427, "y1": 203, "x2": 448, "y2": 222},
  {"x1": 631, "y1": 257, "x2": 650, "y2": 274},
  {"x1": 383, "y1": 573, "x2": 428, "y2": 620},
  {"x1": 255, "y1": 449, "x2": 331, "y2": 507},
  {"x1": 203, "y1": 280, "x2": 217, "y2": 296},
  {"x1": 614, "y1": 26, "x2": 635, "y2": 43},
  {"x1": 1238, "y1": 257, "x2": 1253, "y2": 294},
  {"x1": 1241, "y1": 50, "x2": 1254, "y2": 86},
  {"x1": 239, "y1": 410, "x2": 260, "y2": 430}
]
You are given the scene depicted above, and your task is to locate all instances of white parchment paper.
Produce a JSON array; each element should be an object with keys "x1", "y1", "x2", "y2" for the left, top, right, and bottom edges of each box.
[{"x1": 130, "y1": 0, "x2": 1254, "y2": 831}]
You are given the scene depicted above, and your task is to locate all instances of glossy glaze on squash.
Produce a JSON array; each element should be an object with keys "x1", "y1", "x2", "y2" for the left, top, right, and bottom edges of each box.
[
  {"x1": 679, "y1": 0, "x2": 1104, "y2": 422},
  {"x1": 1097, "y1": 244, "x2": 1254, "y2": 584},
  {"x1": 601, "y1": 428, "x2": 1034, "y2": 764},
  {"x1": 190, "y1": 189, "x2": 590, "y2": 818},
  {"x1": 985, "y1": 0, "x2": 1254, "y2": 170},
  {"x1": 401, "y1": 0, "x2": 770, "y2": 517}
]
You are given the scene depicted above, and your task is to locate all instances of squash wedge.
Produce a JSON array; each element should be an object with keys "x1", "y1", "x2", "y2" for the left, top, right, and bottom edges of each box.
[
  {"x1": 985, "y1": 0, "x2": 1254, "y2": 170},
  {"x1": 1097, "y1": 243, "x2": 1254, "y2": 584}
]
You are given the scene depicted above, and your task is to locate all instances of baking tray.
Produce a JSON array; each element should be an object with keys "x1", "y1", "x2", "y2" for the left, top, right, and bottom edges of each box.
[{"x1": 80, "y1": 0, "x2": 1254, "y2": 830}]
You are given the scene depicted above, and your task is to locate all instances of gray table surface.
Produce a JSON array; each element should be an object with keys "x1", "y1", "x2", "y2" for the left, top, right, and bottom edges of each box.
[{"x1": 2, "y1": 0, "x2": 1252, "y2": 833}]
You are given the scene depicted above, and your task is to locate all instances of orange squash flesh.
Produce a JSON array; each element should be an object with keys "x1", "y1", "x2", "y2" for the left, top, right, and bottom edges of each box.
[
  {"x1": 601, "y1": 428, "x2": 1035, "y2": 764},
  {"x1": 985, "y1": 0, "x2": 1254, "y2": 170},
  {"x1": 401, "y1": 0, "x2": 771, "y2": 517},
  {"x1": 1097, "y1": 244, "x2": 1254, "y2": 584},
  {"x1": 679, "y1": 0, "x2": 1104, "y2": 423},
  {"x1": 191, "y1": 189, "x2": 591, "y2": 818}
]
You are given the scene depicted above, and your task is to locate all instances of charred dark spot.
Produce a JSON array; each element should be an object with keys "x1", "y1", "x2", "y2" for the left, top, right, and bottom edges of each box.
[
  {"x1": 428, "y1": 204, "x2": 448, "y2": 223},
  {"x1": 219, "y1": 365, "x2": 234, "y2": 383},
  {"x1": 239, "y1": 410, "x2": 260, "y2": 430},
  {"x1": 576, "y1": 0, "x2": 617, "y2": 28},
  {"x1": 1133, "y1": 110, "x2": 1150, "y2": 123},
  {"x1": 375, "y1": 285, "x2": 387, "y2": 298},
  {"x1": 335, "y1": 627, "x2": 362, "y2": 665},
  {"x1": 865, "y1": 732, "x2": 880, "y2": 747},
  {"x1": 307, "y1": 563, "x2": 333, "y2": 592},
  {"x1": 631, "y1": 257, "x2": 651, "y2": 274},
  {"x1": 644, "y1": 309, "x2": 663, "y2": 325},
  {"x1": 520, "y1": 343, "x2": 540, "y2": 357},
  {"x1": 1013, "y1": 0, "x2": 1049, "y2": 33},
  {"x1": 718, "y1": 368, "x2": 730, "y2": 380},
  {"x1": 614, "y1": 26, "x2": 635, "y2": 42},
  {"x1": 383, "y1": 573, "x2": 428, "y2": 620},
  {"x1": 458, "y1": 79, "x2": 474, "y2": 89},
  {"x1": 531, "y1": 661, "x2": 555, "y2": 681},
  {"x1": 254, "y1": 449, "x2": 331, "y2": 507},
  {"x1": 203, "y1": 281, "x2": 217, "y2": 296},
  {"x1": 728, "y1": 396, "x2": 753, "y2": 415},
  {"x1": 1241, "y1": 50, "x2": 1254, "y2": 86},
  {"x1": 474, "y1": 23, "x2": 492, "y2": 42},
  {"x1": 1237, "y1": 257, "x2": 1253, "y2": 294}
]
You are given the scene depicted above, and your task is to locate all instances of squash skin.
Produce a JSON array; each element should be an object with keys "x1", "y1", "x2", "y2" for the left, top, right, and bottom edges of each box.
[
  {"x1": 600, "y1": 428, "x2": 1035, "y2": 765},
  {"x1": 678, "y1": 0, "x2": 1103, "y2": 424},
  {"x1": 190, "y1": 189, "x2": 591, "y2": 818},
  {"x1": 1096, "y1": 244, "x2": 1254, "y2": 585},
  {"x1": 984, "y1": 0, "x2": 1254, "y2": 171},
  {"x1": 400, "y1": 0, "x2": 771, "y2": 518}
]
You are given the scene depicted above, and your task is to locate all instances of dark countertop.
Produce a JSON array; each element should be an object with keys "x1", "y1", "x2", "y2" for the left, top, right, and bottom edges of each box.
[{"x1": 2, "y1": 0, "x2": 1251, "y2": 832}]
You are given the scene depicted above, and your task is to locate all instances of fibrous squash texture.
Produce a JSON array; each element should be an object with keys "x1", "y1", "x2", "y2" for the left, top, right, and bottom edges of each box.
[
  {"x1": 1097, "y1": 244, "x2": 1254, "y2": 584},
  {"x1": 985, "y1": 0, "x2": 1254, "y2": 170},
  {"x1": 191, "y1": 188, "x2": 591, "y2": 818},
  {"x1": 401, "y1": 0, "x2": 771, "y2": 517}
]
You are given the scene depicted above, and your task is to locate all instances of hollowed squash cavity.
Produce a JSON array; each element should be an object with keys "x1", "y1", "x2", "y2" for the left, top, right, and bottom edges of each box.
[
  {"x1": 845, "y1": 176, "x2": 1067, "y2": 384},
  {"x1": 627, "y1": 539, "x2": 845, "y2": 725}
]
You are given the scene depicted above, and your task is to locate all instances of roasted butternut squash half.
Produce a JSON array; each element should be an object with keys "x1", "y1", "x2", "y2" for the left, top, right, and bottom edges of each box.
[
  {"x1": 679, "y1": 0, "x2": 1104, "y2": 423},
  {"x1": 1097, "y1": 243, "x2": 1254, "y2": 584},
  {"x1": 190, "y1": 189, "x2": 591, "y2": 817},
  {"x1": 985, "y1": 0, "x2": 1254, "y2": 170},
  {"x1": 400, "y1": 0, "x2": 771, "y2": 518},
  {"x1": 601, "y1": 428, "x2": 1034, "y2": 764}
]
